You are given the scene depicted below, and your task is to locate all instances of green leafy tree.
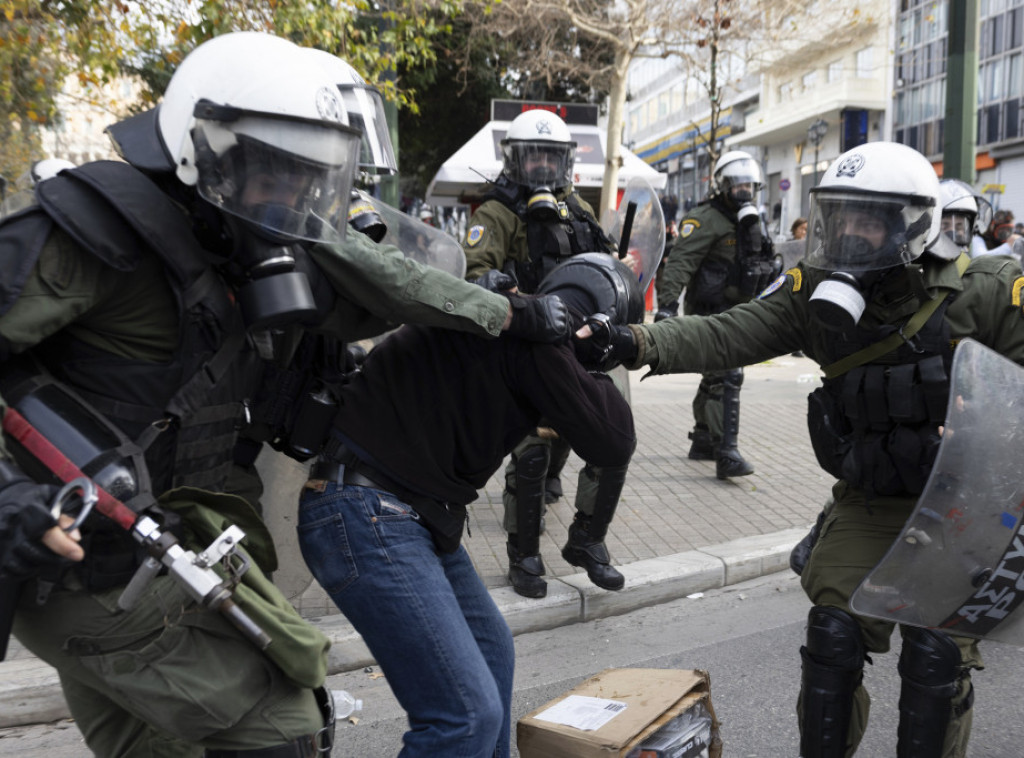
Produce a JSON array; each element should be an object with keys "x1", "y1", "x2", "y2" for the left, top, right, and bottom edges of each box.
[{"x1": 0, "y1": 0, "x2": 458, "y2": 183}]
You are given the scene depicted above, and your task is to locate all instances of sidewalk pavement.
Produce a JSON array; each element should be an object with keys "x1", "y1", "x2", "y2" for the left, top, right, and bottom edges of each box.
[{"x1": 1, "y1": 353, "x2": 831, "y2": 729}]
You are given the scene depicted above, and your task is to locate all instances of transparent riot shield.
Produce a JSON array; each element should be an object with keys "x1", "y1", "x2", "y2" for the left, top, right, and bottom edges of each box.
[
  {"x1": 773, "y1": 239, "x2": 807, "y2": 273},
  {"x1": 374, "y1": 198, "x2": 466, "y2": 279},
  {"x1": 601, "y1": 177, "x2": 665, "y2": 298},
  {"x1": 256, "y1": 448, "x2": 315, "y2": 601},
  {"x1": 850, "y1": 338, "x2": 1024, "y2": 644}
]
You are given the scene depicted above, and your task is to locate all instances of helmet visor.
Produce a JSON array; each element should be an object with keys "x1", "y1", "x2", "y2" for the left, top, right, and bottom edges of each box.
[
  {"x1": 338, "y1": 83, "x2": 397, "y2": 175},
  {"x1": 193, "y1": 112, "x2": 361, "y2": 243},
  {"x1": 804, "y1": 191, "x2": 929, "y2": 273},
  {"x1": 717, "y1": 157, "x2": 763, "y2": 193},
  {"x1": 942, "y1": 211, "x2": 975, "y2": 247},
  {"x1": 501, "y1": 140, "x2": 576, "y2": 188}
]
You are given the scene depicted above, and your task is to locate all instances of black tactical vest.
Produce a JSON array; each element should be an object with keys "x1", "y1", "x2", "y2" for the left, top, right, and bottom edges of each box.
[
  {"x1": 2, "y1": 161, "x2": 264, "y2": 496},
  {"x1": 806, "y1": 298, "x2": 954, "y2": 497},
  {"x1": 487, "y1": 179, "x2": 614, "y2": 293}
]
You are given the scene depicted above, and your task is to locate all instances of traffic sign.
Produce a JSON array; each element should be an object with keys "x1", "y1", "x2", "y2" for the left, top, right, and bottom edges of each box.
[{"x1": 779, "y1": 179, "x2": 791, "y2": 191}]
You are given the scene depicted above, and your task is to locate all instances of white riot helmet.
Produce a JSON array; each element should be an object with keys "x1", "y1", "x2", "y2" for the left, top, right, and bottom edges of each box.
[
  {"x1": 805, "y1": 142, "x2": 941, "y2": 331},
  {"x1": 304, "y1": 48, "x2": 398, "y2": 176},
  {"x1": 939, "y1": 178, "x2": 991, "y2": 248},
  {"x1": 805, "y1": 142, "x2": 940, "y2": 273},
  {"x1": 712, "y1": 151, "x2": 763, "y2": 204},
  {"x1": 157, "y1": 32, "x2": 362, "y2": 244},
  {"x1": 500, "y1": 110, "x2": 577, "y2": 190},
  {"x1": 25, "y1": 158, "x2": 75, "y2": 186}
]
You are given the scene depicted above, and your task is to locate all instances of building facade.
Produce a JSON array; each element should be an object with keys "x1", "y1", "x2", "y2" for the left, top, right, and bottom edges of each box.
[{"x1": 894, "y1": 0, "x2": 1024, "y2": 213}]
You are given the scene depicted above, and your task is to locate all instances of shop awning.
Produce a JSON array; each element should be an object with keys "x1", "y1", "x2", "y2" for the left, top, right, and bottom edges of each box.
[{"x1": 425, "y1": 120, "x2": 666, "y2": 209}]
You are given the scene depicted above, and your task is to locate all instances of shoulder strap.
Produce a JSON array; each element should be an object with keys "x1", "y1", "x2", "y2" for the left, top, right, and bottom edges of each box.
[{"x1": 822, "y1": 253, "x2": 971, "y2": 380}]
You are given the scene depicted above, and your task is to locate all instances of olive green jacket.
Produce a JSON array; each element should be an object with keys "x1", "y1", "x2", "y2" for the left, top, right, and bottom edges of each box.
[
  {"x1": 463, "y1": 186, "x2": 598, "y2": 283},
  {"x1": 657, "y1": 199, "x2": 744, "y2": 312},
  {"x1": 629, "y1": 254, "x2": 1024, "y2": 375},
  {"x1": 0, "y1": 225, "x2": 513, "y2": 451}
]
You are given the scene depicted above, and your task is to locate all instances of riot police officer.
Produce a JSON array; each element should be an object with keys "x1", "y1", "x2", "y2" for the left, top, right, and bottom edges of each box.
[
  {"x1": 655, "y1": 150, "x2": 778, "y2": 480},
  {"x1": 589, "y1": 141, "x2": 1024, "y2": 757},
  {"x1": 0, "y1": 33, "x2": 567, "y2": 758},
  {"x1": 463, "y1": 109, "x2": 626, "y2": 598}
]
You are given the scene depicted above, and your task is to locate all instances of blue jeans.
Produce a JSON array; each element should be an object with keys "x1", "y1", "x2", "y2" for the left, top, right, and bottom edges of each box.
[{"x1": 297, "y1": 482, "x2": 515, "y2": 758}]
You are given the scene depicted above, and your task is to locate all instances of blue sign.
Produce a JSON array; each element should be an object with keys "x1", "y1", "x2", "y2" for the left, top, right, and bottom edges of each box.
[{"x1": 779, "y1": 179, "x2": 791, "y2": 191}]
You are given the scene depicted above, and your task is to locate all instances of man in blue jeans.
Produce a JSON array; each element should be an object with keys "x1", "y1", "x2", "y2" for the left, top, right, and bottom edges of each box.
[{"x1": 297, "y1": 255, "x2": 638, "y2": 756}]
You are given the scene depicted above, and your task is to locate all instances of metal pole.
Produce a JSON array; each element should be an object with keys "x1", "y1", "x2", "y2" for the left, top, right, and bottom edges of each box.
[{"x1": 944, "y1": 0, "x2": 979, "y2": 181}]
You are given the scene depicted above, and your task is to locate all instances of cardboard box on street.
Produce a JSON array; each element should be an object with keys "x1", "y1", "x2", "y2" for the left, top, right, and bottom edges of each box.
[{"x1": 517, "y1": 668, "x2": 721, "y2": 758}]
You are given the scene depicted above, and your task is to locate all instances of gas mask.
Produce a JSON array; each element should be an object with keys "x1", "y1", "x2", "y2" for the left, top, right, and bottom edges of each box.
[
  {"x1": 807, "y1": 234, "x2": 895, "y2": 331},
  {"x1": 224, "y1": 215, "x2": 319, "y2": 331},
  {"x1": 526, "y1": 186, "x2": 562, "y2": 223},
  {"x1": 736, "y1": 202, "x2": 762, "y2": 252},
  {"x1": 347, "y1": 189, "x2": 387, "y2": 242}
]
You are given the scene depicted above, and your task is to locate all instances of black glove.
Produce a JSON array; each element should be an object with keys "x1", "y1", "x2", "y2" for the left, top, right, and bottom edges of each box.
[
  {"x1": 505, "y1": 293, "x2": 571, "y2": 345},
  {"x1": 0, "y1": 468, "x2": 62, "y2": 579},
  {"x1": 654, "y1": 303, "x2": 677, "y2": 322},
  {"x1": 574, "y1": 314, "x2": 638, "y2": 371},
  {"x1": 472, "y1": 269, "x2": 518, "y2": 293}
]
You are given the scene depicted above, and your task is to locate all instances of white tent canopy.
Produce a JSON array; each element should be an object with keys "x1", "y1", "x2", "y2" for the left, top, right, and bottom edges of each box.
[{"x1": 425, "y1": 120, "x2": 666, "y2": 210}]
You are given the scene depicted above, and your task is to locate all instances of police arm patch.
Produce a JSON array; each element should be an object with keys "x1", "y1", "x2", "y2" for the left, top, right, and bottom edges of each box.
[
  {"x1": 1013, "y1": 276, "x2": 1024, "y2": 311},
  {"x1": 466, "y1": 225, "x2": 486, "y2": 247},
  {"x1": 680, "y1": 219, "x2": 700, "y2": 237}
]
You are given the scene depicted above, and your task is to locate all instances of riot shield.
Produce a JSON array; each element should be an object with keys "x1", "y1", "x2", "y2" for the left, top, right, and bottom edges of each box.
[
  {"x1": 373, "y1": 198, "x2": 466, "y2": 279},
  {"x1": 773, "y1": 239, "x2": 807, "y2": 273},
  {"x1": 850, "y1": 338, "x2": 1024, "y2": 644},
  {"x1": 256, "y1": 447, "x2": 316, "y2": 601},
  {"x1": 600, "y1": 177, "x2": 665, "y2": 297}
]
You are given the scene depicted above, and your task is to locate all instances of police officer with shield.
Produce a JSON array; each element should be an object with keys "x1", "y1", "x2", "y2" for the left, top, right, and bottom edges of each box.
[
  {"x1": 655, "y1": 150, "x2": 779, "y2": 480},
  {"x1": 463, "y1": 109, "x2": 628, "y2": 598},
  {"x1": 587, "y1": 141, "x2": 1024, "y2": 757},
  {"x1": 0, "y1": 33, "x2": 568, "y2": 757}
]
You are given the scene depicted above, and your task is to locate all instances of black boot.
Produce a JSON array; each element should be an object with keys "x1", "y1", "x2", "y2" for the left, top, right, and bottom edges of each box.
[
  {"x1": 560, "y1": 464, "x2": 627, "y2": 591},
  {"x1": 562, "y1": 520, "x2": 625, "y2": 590},
  {"x1": 507, "y1": 539, "x2": 547, "y2": 598},
  {"x1": 716, "y1": 369, "x2": 754, "y2": 479},
  {"x1": 687, "y1": 424, "x2": 716, "y2": 460}
]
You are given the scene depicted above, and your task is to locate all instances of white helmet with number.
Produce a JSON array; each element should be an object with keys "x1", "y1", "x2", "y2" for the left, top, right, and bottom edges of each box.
[
  {"x1": 711, "y1": 151, "x2": 763, "y2": 201},
  {"x1": 157, "y1": 32, "x2": 362, "y2": 242},
  {"x1": 805, "y1": 141, "x2": 941, "y2": 272},
  {"x1": 500, "y1": 110, "x2": 577, "y2": 190},
  {"x1": 304, "y1": 48, "x2": 397, "y2": 176},
  {"x1": 939, "y1": 178, "x2": 992, "y2": 248}
]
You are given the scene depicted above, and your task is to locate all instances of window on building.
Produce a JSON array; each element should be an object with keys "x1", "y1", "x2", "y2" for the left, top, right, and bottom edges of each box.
[
  {"x1": 779, "y1": 81, "x2": 792, "y2": 103},
  {"x1": 802, "y1": 71, "x2": 817, "y2": 90},
  {"x1": 827, "y1": 60, "x2": 843, "y2": 82},
  {"x1": 856, "y1": 47, "x2": 873, "y2": 77}
]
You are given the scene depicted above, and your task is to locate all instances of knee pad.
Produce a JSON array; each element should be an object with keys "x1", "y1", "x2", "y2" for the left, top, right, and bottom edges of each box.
[
  {"x1": 722, "y1": 368, "x2": 744, "y2": 390},
  {"x1": 517, "y1": 443, "x2": 551, "y2": 482},
  {"x1": 805, "y1": 605, "x2": 865, "y2": 670},
  {"x1": 800, "y1": 606, "x2": 865, "y2": 758},
  {"x1": 896, "y1": 627, "x2": 969, "y2": 758}
]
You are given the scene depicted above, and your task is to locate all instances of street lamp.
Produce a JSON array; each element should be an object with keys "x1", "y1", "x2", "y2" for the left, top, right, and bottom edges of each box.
[{"x1": 807, "y1": 118, "x2": 828, "y2": 187}]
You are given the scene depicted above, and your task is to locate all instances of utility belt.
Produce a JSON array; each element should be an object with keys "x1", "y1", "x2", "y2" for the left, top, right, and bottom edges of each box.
[{"x1": 307, "y1": 446, "x2": 466, "y2": 553}]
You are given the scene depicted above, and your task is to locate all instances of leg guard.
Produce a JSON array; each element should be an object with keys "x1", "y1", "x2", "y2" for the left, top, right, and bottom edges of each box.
[
  {"x1": 545, "y1": 436, "x2": 571, "y2": 504},
  {"x1": 562, "y1": 464, "x2": 627, "y2": 591},
  {"x1": 799, "y1": 606, "x2": 865, "y2": 758},
  {"x1": 507, "y1": 444, "x2": 550, "y2": 598},
  {"x1": 204, "y1": 687, "x2": 335, "y2": 758},
  {"x1": 896, "y1": 627, "x2": 970, "y2": 758},
  {"x1": 717, "y1": 368, "x2": 754, "y2": 479},
  {"x1": 687, "y1": 423, "x2": 716, "y2": 460},
  {"x1": 511, "y1": 444, "x2": 550, "y2": 557}
]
